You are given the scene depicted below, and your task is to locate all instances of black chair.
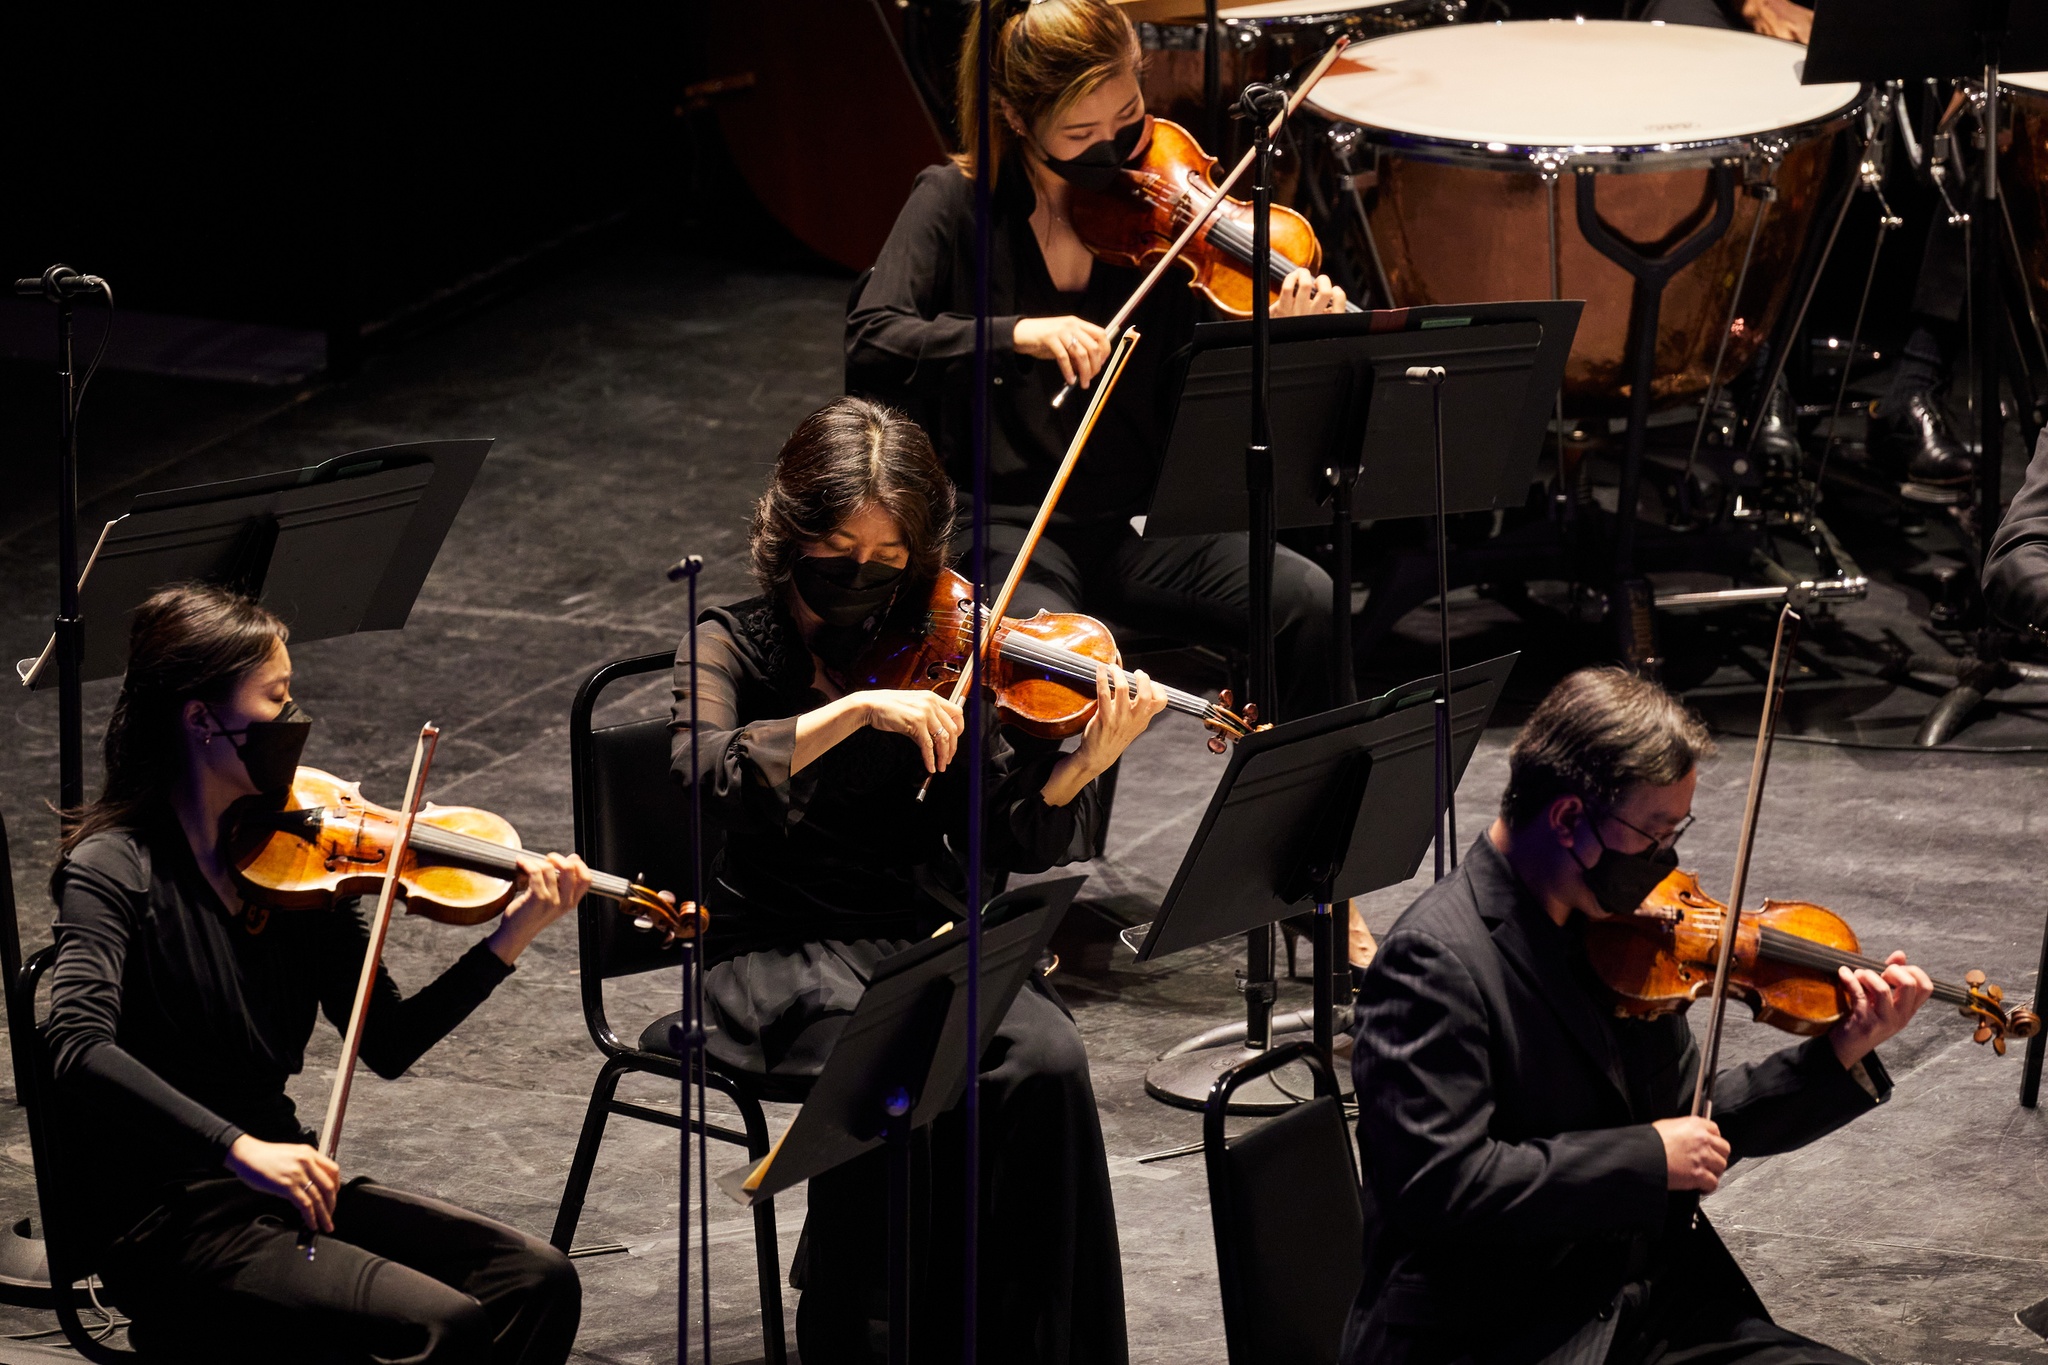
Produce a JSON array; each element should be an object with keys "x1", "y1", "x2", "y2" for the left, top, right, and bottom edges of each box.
[
  {"x1": 14, "y1": 945, "x2": 144, "y2": 1362},
  {"x1": 549, "y1": 650, "x2": 809, "y2": 1365},
  {"x1": 1204, "y1": 1042, "x2": 1366, "y2": 1365}
]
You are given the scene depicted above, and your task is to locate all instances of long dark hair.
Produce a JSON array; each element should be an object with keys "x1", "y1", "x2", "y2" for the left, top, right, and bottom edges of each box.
[
  {"x1": 749, "y1": 397, "x2": 955, "y2": 595},
  {"x1": 61, "y1": 583, "x2": 289, "y2": 854}
]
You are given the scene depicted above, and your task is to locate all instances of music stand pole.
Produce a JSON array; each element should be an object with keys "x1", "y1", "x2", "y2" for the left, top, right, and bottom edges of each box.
[
  {"x1": 51, "y1": 291, "x2": 84, "y2": 822},
  {"x1": 1974, "y1": 11, "x2": 2007, "y2": 620},
  {"x1": 1407, "y1": 365, "x2": 1456, "y2": 880},
  {"x1": 1204, "y1": 0, "x2": 1223, "y2": 154},
  {"x1": 1241, "y1": 81, "x2": 1286, "y2": 1057}
]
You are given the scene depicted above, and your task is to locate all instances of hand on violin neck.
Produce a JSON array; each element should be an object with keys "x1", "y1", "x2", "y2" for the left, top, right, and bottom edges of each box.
[
  {"x1": 1829, "y1": 951, "x2": 1934, "y2": 1070},
  {"x1": 1653, "y1": 1116, "x2": 1729, "y2": 1194},
  {"x1": 1272, "y1": 268, "x2": 1347, "y2": 317},
  {"x1": 487, "y1": 852, "x2": 594, "y2": 966},
  {"x1": 1014, "y1": 316, "x2": 1110, "y2": 390},
  {"x1": 1041, "y1": 662, "x2": 1168, "y2": 808}
]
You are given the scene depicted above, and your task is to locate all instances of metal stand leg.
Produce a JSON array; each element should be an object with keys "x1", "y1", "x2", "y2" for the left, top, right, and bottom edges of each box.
[{"x1": 1574, "y1": 166, "x2": 1738, "y2": 670}]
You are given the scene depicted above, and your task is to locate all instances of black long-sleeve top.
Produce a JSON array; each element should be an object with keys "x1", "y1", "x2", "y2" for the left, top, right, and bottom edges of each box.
[
  {"x1": 670, "y1": 595, "x2": 1103, "y2": 963},
  {"x1": 47, "y1": 819, "x2": 513, "y2": 1242},
  {"x1": 846, "y1": 156, "x2": 1204, "y2": 528}
]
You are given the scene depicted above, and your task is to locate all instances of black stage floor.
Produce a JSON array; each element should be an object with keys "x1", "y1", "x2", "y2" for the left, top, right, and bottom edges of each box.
[{"x1": 1, "y1": 233, "x2": 2046, "y2": 1363}]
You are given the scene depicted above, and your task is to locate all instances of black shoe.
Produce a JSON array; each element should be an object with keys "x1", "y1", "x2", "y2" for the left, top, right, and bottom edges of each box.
[
  {"x1": 1753, "y1": 378, "x2": 1802, "y2": 472},
  {"x1": 1893, "y1": 392, "x2": 1975, "y2": 486}
]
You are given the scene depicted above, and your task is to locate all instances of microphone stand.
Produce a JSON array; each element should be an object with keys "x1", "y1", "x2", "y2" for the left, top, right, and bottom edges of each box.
[
  {"x1": 1406, "y1": 365, "x2": 1456, "y2": 881},
  {"x1": 12, "y1": 265, "x2": 110, "y2": 827}
]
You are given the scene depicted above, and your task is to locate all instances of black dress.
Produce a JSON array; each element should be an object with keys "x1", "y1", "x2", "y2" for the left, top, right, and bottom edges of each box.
[
  {"x1": 848, "y1": 155, "x2": 1336, "y2": 721},
  {"x1": 670, "y1": 595, "x2": 1128, "y2": 1365},
  {"x1": 47, "y1": 819, "x2": 579, "y2": 1365}
]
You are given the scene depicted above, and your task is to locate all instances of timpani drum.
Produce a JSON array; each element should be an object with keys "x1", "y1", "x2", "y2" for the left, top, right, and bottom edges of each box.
[
  {"x1": 1307, "y1": 21, "x2": 1866, "y2": 404},
  {"x1": 1133, "y1": 0, "x2": 1464, "y2": 131}
]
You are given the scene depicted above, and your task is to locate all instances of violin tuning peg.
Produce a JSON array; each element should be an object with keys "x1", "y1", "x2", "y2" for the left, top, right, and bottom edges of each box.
[
  {"x1": 1989, "y1": 984, "x2": 2005, "y2": 1002},
  {"x1": 1207, "y1": 735, "x2": 1228, "y2": 754},
  {"x1": 1967, "y1": 969, "x2": 1987, "y2": 987},
  {"x1": 1996, "y1": 1035, "x2": 2009, "y2": 1056},
  {"x1": 1242, "y1": 702, "x2": 1258, "y2": 725},
  {"x1": 1218, "y1": 688, "x2": 1234, "y2": 710},
  {"x1": 1975, "y1": 1023, "x2": 1994, "y2": 1045}
]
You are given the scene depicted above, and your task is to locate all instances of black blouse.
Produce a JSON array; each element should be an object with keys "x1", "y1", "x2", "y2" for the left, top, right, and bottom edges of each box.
[
  {"x1": 48, "y1": 820, "x2": 513, "y2": 1241},
  {"x1": 846, "y1": 156, "x2": 1204, "y2": 528},
  {"x1": 668, "y1": 596, "x2": 1103, "y2": 962}
]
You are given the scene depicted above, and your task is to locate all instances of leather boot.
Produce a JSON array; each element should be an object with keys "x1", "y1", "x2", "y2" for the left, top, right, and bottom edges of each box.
[{"x1": 1893, "y1": 391, "x2": 1975, "y2": 486}]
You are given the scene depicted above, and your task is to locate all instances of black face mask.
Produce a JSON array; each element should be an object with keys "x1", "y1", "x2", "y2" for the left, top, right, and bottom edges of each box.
[
  {"x1": 792, "y1": 556, "x2": 904, "y2": 668},
  {"x1": 1039, "y1": 115, "x2": 1148, "y2": 194},
  {"x1": 1573, "y1": 818, "x2": 1681, "y2": 919},
  {"x1": 209, "y1": 698, "x2": 312, "y2": 796}
]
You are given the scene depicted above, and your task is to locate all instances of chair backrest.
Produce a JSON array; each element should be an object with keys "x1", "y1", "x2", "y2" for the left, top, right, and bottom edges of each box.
[
  {"x1": 1204, "y1": 1042, "x2": 1365, "y2": 1365},
  {"x1": 15, "y1": 947, "x2": 141, "y2": 1362},
  {"x1": 570, "y1": 651, "x2": 723, "y2": 1050}
]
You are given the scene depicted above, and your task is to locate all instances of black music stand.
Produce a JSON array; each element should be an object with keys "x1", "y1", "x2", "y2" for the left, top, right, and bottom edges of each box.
[
  {"x1": 1134, "y1": 654, "x2": 1515, "y2": 1113},
  {"x1": 1139, "y1": 303, "x2": 1574, "y2": 1109},
  {"x1": 716, "y1": 878, "x2": 1081, "y2": 1365},
  {"x1": 17, "y1": 440, "x2": 488, "y2": 690}
]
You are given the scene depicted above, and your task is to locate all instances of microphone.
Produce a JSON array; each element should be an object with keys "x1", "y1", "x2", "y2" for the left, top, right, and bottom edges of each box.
[
  {"x1": 666, "y1": 554, "x2": 703, "y2": 583},
  {"x1": 1404, "y1": 365, "x2": 1446, "y2": 386},
  {"x1": 13, "y1": 266, "x2": 106, "y2": 301}
]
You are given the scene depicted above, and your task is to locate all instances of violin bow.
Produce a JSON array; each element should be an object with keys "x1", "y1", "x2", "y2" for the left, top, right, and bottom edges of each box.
[
  {"x1": 911, "y1": 329, "x2": 1143, "y2": 806},
  {"x1": 1050, "y1": 35, "x2": 1352, "y2": 410},
  {"x1": 1692, "y1": 599, "x2": 1805, "y2": 1119},
  {"x1": 317, "y1": 724, "x2": 439, "y2": 1164},
  {"x1": 949, "y1": 325, "x2": 1142, "y2": 710}
]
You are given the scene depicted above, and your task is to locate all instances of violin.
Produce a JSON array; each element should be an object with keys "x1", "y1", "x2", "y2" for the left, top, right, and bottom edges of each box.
[
  {"x1": 1068, "y1": 115, "x2": 1357, "y2": 320},
  {"x1": 847, "y1": 567, "x2": 1255, "y2": 750},
  {"x1": 1584, "y1": 868, "x2": 2040, "y2": 1054},
  {"x1": 228, "y1": 766, "x2": 702, "y2": 940},
  {"x1": 1047, "y1": 39, "x2": 1354, "y2": 410}
]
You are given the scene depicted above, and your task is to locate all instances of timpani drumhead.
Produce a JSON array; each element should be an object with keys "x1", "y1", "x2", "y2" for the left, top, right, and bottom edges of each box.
[
  {"x1": 1309, "y1": 20, "x2": 1861, "y2": 162},
  {"x1": 2007, "y1": 70, "x2": 2048, "y2": 95}
]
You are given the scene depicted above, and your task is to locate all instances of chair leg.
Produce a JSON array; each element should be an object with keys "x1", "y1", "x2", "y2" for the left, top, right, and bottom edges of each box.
[
  {"x1": 552, "y1": 1056, "x2": 629, "y2": 1252},
  {"x1": 734, "y1": 1088, "x2": 788, "y2": 1365}
]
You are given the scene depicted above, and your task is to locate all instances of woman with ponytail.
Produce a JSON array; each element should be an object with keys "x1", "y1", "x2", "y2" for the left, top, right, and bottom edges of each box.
[{"x1": 848, "y1": 0, "x2": 1348, "y2": 724}]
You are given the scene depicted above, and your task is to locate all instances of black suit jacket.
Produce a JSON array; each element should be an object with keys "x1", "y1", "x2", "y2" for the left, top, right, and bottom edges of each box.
[
  {"x1": 1342, "y1": 837, "x2": 1889, "y2": 1365},
  {"x1": 1985, "y1": 429, "x2": 2048, "y2": 633}
]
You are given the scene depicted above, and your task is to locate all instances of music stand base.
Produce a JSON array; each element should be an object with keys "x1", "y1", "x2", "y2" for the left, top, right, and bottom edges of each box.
[{"x1": 1143, "y1": 1029, "x2": 1354, "y2": 1115}]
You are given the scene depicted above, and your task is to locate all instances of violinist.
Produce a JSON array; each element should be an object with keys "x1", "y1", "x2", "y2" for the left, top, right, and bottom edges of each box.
[
  {"x1": 45, "y1": 583, "x2": 591, "y2": 1363},
  {"x1": 1344, "y1": 668, "x2": 1933, "y2": 1365},
  {"x1": 847, "y1": 0, "x2": 1347, "y2": 723},
  {"x1": 670, "y1": 396, "x2": 1164, "y2": 1363}
]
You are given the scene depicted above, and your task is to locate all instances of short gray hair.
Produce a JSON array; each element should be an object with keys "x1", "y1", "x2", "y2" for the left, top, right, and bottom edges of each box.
[{"x1": 1500, "y1": 668, "x2": 1714, "y2": 827}]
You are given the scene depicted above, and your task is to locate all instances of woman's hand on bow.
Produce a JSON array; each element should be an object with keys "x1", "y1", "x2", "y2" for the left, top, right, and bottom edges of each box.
[
  {"x1": 226, "y1": 1134, "x2": 340, "y2": 1232},
  {"x1": 1014, "y1": 316, "x2": 1111, "y2": 389}
]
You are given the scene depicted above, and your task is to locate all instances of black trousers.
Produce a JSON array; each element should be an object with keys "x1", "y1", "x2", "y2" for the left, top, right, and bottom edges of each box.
[
  {"x1": 977, "y1": 519, "x2": 1338, "y2": 722},
  {"x1": 100, "y1": 1177, "x2": 580, "y2": 1365}
]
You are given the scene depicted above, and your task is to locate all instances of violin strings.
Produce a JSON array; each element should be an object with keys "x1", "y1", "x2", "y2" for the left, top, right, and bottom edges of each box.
[
  {"x1": 928, "y1": 612, "x2": 1241, "y2": 729},
  {"x1": 1668, "y1": 911, "x2": 1975, "y2": 1007},
  {"x1": 380, "y1": 820, "x2": 635, "y2": 899}
]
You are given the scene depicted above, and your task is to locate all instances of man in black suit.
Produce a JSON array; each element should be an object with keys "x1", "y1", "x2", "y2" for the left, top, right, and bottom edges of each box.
[{"x1": 1342, "y1": 668, "x2": 1933, "y2": 1365}]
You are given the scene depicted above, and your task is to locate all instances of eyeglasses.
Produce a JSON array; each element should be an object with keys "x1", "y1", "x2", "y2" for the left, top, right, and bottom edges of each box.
[{"x1": 1596, "y1": 809, "x2": 1693, "y2": 854}]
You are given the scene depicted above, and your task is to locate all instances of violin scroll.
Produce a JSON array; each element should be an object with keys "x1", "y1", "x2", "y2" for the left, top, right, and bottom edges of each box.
[
  {"x1": 1959, "y1": 969, "x2": 2042, "y2": 1056},
  {"x1": 626, "y1": 884, "x2": 707, "y2": 944}
]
